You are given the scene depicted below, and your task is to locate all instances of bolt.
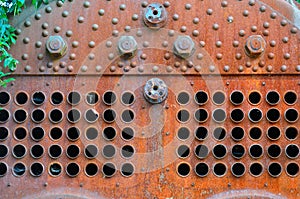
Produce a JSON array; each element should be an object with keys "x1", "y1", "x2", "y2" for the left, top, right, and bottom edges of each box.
[
  {"x1": 143, "y1": 3, "x2": 167, "y2": 29},
  {"x1": 46, "y1": 36, "x2": 67, "y2": 57},
  {"x1": 173, "y1": 36, "x2": 195, "y2": 59},
  {"x1": 245, "y1": 35, "x2": 266, "y2": 58},
  {"x1": 117, "y1": 36, "x2": 137, "y2": 58}
]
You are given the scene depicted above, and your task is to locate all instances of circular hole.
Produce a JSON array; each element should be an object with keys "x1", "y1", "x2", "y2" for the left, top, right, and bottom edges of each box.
[
  {"x1": 231, "y1": 127, "x2": 245, "y2": 141},
  {"x1": 0, "y1": 162, "x2": 8, "y2": 176},
  {"x1": 85, "y1": 109, "x2": 99, "y2": 123},
  {"x1": 49, "y1": 127, "x2": 63, "y2": 141},
  {"x1": 231, "y1": 144, "x2": 246, "y2": 159},
  {"x1": 195, "y1": 162, "x2": 209, "y2": 177},
  {"x1": 30, "y1": 162, "x2": 44, "y2": 177},
  {"x1": 12, "y1": 162, "x2": 26, "y2": 177},
  {"x1": 153, "y1": 9, "x2": 158, "y2": 15},
  {"x1": 48, "y1": 144, "x2": 63, "y2": 159},
  {"x1": 0, "y1": 144, "x2": 8, "y2": 158},
  {"x1": 248, "y1": 91, "x2": 262, "y2": 105},
  {"x1": 31, "y1": 108, "x2": 45, "y2": 123},
  {"x1": 267, "y1": 144, "x2": 282, "y2": 159},
  {"x1": 30, "y1": 144, "x2": 44, "y2": 159},
  {"x1": 13, "y1": 109, "x2": 28, "y2": 123},
  {"x1": 177, "y1": 127, "x2": 190, "y2": 141},
  {"x1": 102, "y1": 109, "x2": 116, "y2": 123},
  {"x1": 195, "y1": 126, "x2": 208, "y2": 141},
  {"x1": 249, "y1": 126, "x2": 262, "y2": 140},
  {"x1": 67, "y1": 91, "x2": 81, "y2": 105},
  {"x1": 121, "y1": 91, "x2": 135, "y2": 106},
  {"x1": 176, "y1": 145, "x2": 190, "y2": 159},
  {"x1": 177, "y1": 91, "x2": 190, "y2": 105},
  {"x1": 66, "y1": 162, "x2": 80, "y2": 177},
  {"x1": 102, "y1": 162, "x2": 116, "y2": 177},
  {"x1": 121, "y1": 145, "x2": 135, "y2": 159},
  {"x1": 67, "y1": 109, "x2": 81, "y2": 123},
  {"x1": 177, "y1": 162, "x2": 191, "y2": 177},
  {"x1": 249, "y1": 162, "x2": 263, "y2": 177},
  {"x1": 194, "y1": 90, "x2": 209, "y2": 105},
  {"x1": 0, "y1": 91, "x2": 10, "y2": 105},
  {"x1": 230, "y1": 109, "x2": 244, "y2": 123},
  {"x1": 66, "y1": 144, "x2": 80, "y2": 159},
  {"x1": 85, "y1": 127, "x2": 98, "y2": 140},
  {"x1": 213, "y1": 127, "x2": 226, "y2": 141},
  {"x1": 212, "y1": 144, "x2": 227, "y2": 159},
  {"x1": 212, "y1": 91, "x2": 226, "y2": 105},
  {"x1": 102, "y1": 91, "x2": 117, "y2": 105},
  {"x1": 32, "y1": 91, "x2": 46, "y2": 105},
  {"x1": 212, "y1": 109, "x2": 226, "y2": 123},
  {"x1": 121, "y1": 162, "x2": 134, "y2": 177},
  {"x1": 67, "y1": 127, "x2": 80, "y2": 141},
  {"x1": 102, "y1": 126, "x2": 116, "y2": 141},
  {"x1": 49, "y1": 108, "x2": 63, "y2": 123},
  {"x1": 84, "y1": 144, "x2": 98, "y2": 159},
  {"x1": 31, "y1": 126, "x2": 45, "y2": 141},
  {"x1": 194, "y1": 108, "x2": 209, "y2": 123},
  {"x1": 249, "y1": 144, "x2": 263, "y2": 159},
  {"x1": 230, "y1": 90, "x2": 244, "y2": 105},
  {"x1": 248, "y1": 108, "x2": 263, "y2": 123},
  {"x1": 194, "y1": 144, "x2": 209, "y2": 159},
  {"x1": 0, "y1": 109, "x2": 10, "y2": 123},
  {"x1": 231, "y1": 162, "x2": 246, "y2": 177},
  {"x1": 14, "y1": 127, "x2": 27, "y2": 141},
  {"x1": 86, "y1": 91, "x2": 99, "y2": 105},
  {"x1": 85, "y1": 162, "x2": 98, "y2": 177},
  {"x1": 284, "y1": 91, "x2": 297, "y2": 105},
  {"x1": 0, "y1": 127, "x2": 9, "y2": 141},
  {"x1": 121, "y1": 109, "x2": 135, "y2": 123},
  {"x1": 121, "y1": 127, "x2": 135, "y2": 141},
  {"x1": 267, "y1": 126, "x2": 281, "y2": 140},
  {"x1": 50, "y1": 91, "x2": 64, "y2": 105},
  {"x1": 12, "y1": 144, "x2": 27, "y2": 159},
  {"x1": 286, "y1": 162, "x2": 299, "y2": 177},
  {"x1": 102, "y1": 144, "x2": 116, "y2": 159},
  {"x1": 213, "y1": 163, "x2": 227, "y2": 177},
  {"x1": 266, "y1": 108, "x2": 281, "y2": 123},
  {"x1": 285, "y1": 126, "x2": 298, "y2": 140},
  {"x1": 268, "y1": 162, "x2": 282, "y2": 177},
  {"x1": 15, "y1": 91, "x2": 28, "y2": 106},
  {"x1": 177, "y1": 109, "x2": 190, "y2": 123},
  {"x1": 48, "y1": 162, "x2": 62, "y2": 177},
  {"x1": 284, "y1": 108, "x2": 299, "y2": 123},
  {"x1": 266, "y1": 91, "x2": 280, "y2": 105},
  {"x1": 285, "y1": 144, "x2": 299, "y2": 159}
]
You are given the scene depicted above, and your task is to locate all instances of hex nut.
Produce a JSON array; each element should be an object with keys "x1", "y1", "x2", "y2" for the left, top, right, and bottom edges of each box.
[
  {"x1": 143, "y1": 3, "x2": 167, "y2": 29},
  {"x1": 173, "y1": 36, "x2": 196, "y2": 59},
  {"x1": 245, "y1": 35, "x2": 266, "y2": 58},
  {"x1": 117, "y1": 36, "x2": 138, "y2": 58},
  {"x1": 46, "y1": 36, "x2": 68, "y2": 57}
]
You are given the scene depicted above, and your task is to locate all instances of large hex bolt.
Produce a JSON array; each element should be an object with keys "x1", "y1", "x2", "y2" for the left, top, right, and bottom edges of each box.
[
  {"x1": 245, "y1": 35, "x2": 266, "y2": 58},
  {"x1": 46, "y1": 36, "x2": 67, "y2": 57},
  {"x1": 144, "y1": 78, "x2": 168, "y2": 104},
  {"x1": 143, "y1": 3, "x2": 167, "y2": 29},
  {"x1": 173, "y1": 36, "x2": 196, "y2": 59},
  {"x1": 117, "y1": 36, "x2": 138, "y2": 59}
]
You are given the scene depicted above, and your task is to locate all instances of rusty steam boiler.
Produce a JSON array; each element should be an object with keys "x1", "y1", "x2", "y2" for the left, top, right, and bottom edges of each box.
[{"x1": 0, "y1": 0, "x2": 300, "y2": 198}]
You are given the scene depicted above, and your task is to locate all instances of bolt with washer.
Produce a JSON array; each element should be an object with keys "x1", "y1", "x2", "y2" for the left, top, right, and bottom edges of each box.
[
  {"x1": 46, "y1": 36, "x2": 68, "y2": 57},
  {"x1": 245, "y1": 35, "x2": 266, "y2": 58},
  {"x1": 117, "y1": 36, "x2": 138, "y2": 59},
  {"x1": 143, "y1": 3, "x2": 167, "y2": 29},
  {"x1": 173, "y1": 36, "x2": 195, "y2": 59}
]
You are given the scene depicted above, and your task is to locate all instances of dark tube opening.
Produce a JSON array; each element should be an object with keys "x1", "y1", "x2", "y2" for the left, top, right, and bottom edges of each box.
[
  {"x1": 195, "y1": 162, "x2": 209, "y2": 177},
  {"x1": 0, "y1": 127, "x2": 9, "y2": 141},
  {"x1": 50, "y1": 127, "x2": 63, "y2": 140},
  {"x1": 267, "y1": 144, "x2": 281, "y2": 159},
  {"x1": 85, "y1": 163, "x2": 98, "y2": 177},
  {"x1": 0, "y1": 91, "x2": 10, "y2": 105},
  {"x1": 85, "y1": 127, "x2": 98, "y2": 140},
  {"x1": 249, "y1": 127, "x2": 262, "y2": 140},
  {"x1": 249, "y1": 144, "x2": 263, "y2": 159},
  {"x1": 30, "y1": 162, "x2": 44, "y2": 177},
  {"x1": 14, "y1": 127, "x2": 27, "y2": 140},
  {"x1": 67, "y1": 127, "x2": 80, "y2": 141},
  {"x1": 286, "y1": 162, "x2": 299, "y2": 177},
  {"x1": 0, "y1": 109, "x2": 9, "y2": 123},
  {"x1": 49, "y1": 108, "x2": 63, "y2": 123},
  {"x1": 212, "y1": 109, "x2": 226, "y2": 123},
  {"x1": 121, "y1": 162, "x2": 134, "y2": 177},
  {"x1": 67, "y1": 109, "x2": 81, "y2": 123},
  {"x1": 266, "y1": 108, "x2": 281, "y2": 123},
  {"x1": 248, "y1": 91, "x2": 261, "y2": 105},
  {"x1": 0, "y1": 162, "x2": 8, "y2": 176},
  {"x1": 268, "y1": 162, "x2": 282, "y2": 177},
  {"x1": 267, "y1": 126, "x2": 281, "y2": 140},
  {"x1": 212, "y1": 91, "x2": 225, "y2": 105},
  {"x1": 14, "y1": 109, "x2": 27, "y2": 123},
  {"x1": 121, "y1": 109, "x2": 135, "y2": 123},
  {"x1": 194, "y1": 109, "x2": 208, "y2": 123},
  {"x1": 285, "y1": 126, "x2": 298, "y2": 140},
  {"x1": 66, "y1": 144, "x2": 80, "y2": 159},
  {"x1": 231, "y1": 144, "x2": 246, "y2": 159},
  {"x1": 51, "y1": 91, "x2": 63, "y2": 105},
  {"x1": 177, "y1": 127, "x2": 190, "y2": 140},
  {"x1": 285, "y1": 144, "x2": 299, "y2": 159},
  {"x1": 84, "y1": 144, "x2": 98, "y2": 159},
  {"x1": 66, "y1": 162, "x2": 80, "y2": 177},
  {"x1": 31, "y1": 126, "x2": 45, "y2": 141},
  {"x1": 177, "y1": 109, "x2": 190, "y2": 123},
  {"x1": 121, "y1": 127, "x2": 135, "y2": 141},
  {"x1": 0, "y1": 144, "x2": 8, "y2": 158},
  {"x1": 195, "y1": 126, "x2": 208, "y2": 141},
  {"x1": 285, "y1": 108, "x2": 299, "y2": 123},
  {"x1": 213, "y1": 127, "x2": 226, "y2": 141},
  {"x1": 121, "y1": 145, "x2": 135, "y2": 158},
  {"x1": 13, "y1": 144, "x2": 26, "y2": 158},
  {"x1": 102, "y1": 144, "x2": 116, "y2": 158},
  {"x1": 284, "y1": 91, "x2": 297, "y2": 105},
  {"x1": 48, "y1": 144, "x2": 62, "y2": 159},
  {"x1": 103, "y1": 91, "x2": 117, "y2": 105},
  {"x1": 177, "y1": 162, "x2": 191, "y2": 177},
  {"x1": 121, "y1": 92, "x2": 135, "y2": 105},
  {"x1": 13, "y1": 162, "x2": 26, "y2": 176},
  {"x1": 102, "y1": 162, "x2": 116, "y2": 177},
  {"x1": 177, "y1": 145, "x2": 190, "y2": 158},
  {"x1": 230, "y1": 91, "x2": 244, "y2": 105},
  {"x1": 15, "y1": 92, "x2": 28, "y2": 105},
  {"x1": 31, "y1": 109, "x2": 45, "y2": 123},
  {"x1": 177, "y1": 92, "x2": 190, "y2": 105},
  {"x1": 103, "y1": 126, "x2": 116, "y2": 141},
  {"x1": 231, "y1": 162, "x2": 246, "y2": 177},
  {"x1": 86, "y1": 91, "x2": 99, "y2": 105},
  {"x1": 30, "y1": 144, "x2": 44, "y2": 159},
  {"x1": 266, "y1": 91, "x2": 280, "y2": 105},
  {"x1": 250, "y1": 162, "x2": 263, "y2": 177},
  {"x1": 85, "y1": 109, "x2": 99, "y2": 123},
  {"x1": 230, "y1": 109, "x2": 244, "y2": 123},
  {"x1": 194, "y1": 91, "x2": 208, "y2": 105},
  {"x1": 67, "y1": 91, "x2": 81, "y2": 105},
  {"x1": 32, "y1": 92, "x2": 46, "y2": 105},
  {"x1": 231, "y1": 127, "x2": 245, "y2": 141},
  {"x1": 194, "y1": 144, "x2": 209, "y2": 159},
  {"x1": 102, "y1": 109, "x2": 116, "y2": 123},
  {"x1": 212, "y1": 144, "x2": 227, "y2": 159},
  {"x1": 49, "y1": 162, "x2": 62, "y2": 177},
  {"x1": 213, "y1": 163, "x2": 227, "y2": 177},
  {"x1": 248, "y1": 108, "x2": 263, "y2": 123}
]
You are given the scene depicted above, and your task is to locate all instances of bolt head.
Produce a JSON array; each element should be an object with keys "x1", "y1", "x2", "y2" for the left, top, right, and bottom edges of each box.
[
  {"x1": 46, "y1": 36, "x2": 67, "y2": 57},
  {"x1": 245, "y1": 35, "x2": 266, "y2": 57},
  {"x1": 117, "y1": 36, "x2": 138, "y2": 58},
  {"x1": 173, "y1": 36, "x2": 195, "y2": 59}
]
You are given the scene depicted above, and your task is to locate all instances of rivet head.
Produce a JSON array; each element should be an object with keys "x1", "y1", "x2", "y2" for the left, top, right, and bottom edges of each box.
[
  {"x1": 46, "y1": 36, "x2": 68, "y2": 57},
  {"x1": 245, "y1": 35, "x2": 266, "y2": 58},
  {"x1": 173, "y1": 36, "x2": 195, "y2": 59},
  {"x1": 117, "y1": 36, "x2": 138, "y2": 58},
  {"x1": 143, "y1": 3, "x2": 167, "y2": 29}
]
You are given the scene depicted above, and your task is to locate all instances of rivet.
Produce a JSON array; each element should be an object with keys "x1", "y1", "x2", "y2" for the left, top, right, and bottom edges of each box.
[
  {"x1": 258, "y1": 60, "x2": 265, "y2": 67},
  {"x1": 78, "y1": 16, "x2": 84, "y2": 23},
  {"x1": 281, "y1": 20, "x2": 288, "y2": 26},
  {"x1": 197, "y1": 53, "x2": 203, "y2": 60},
  {"x1": 163, "y1": 1, "x2": 170, "y2": 8},
  {"x1": 81, "y1": 66, "x2": 88, "y2": 72},
  {"x1": 124, "y1": 66, "x2": 130, "y2": 72},
  {"x1": 116, "y1": 183, "x2": 120, "y2": 187},
  {"x1": 246, "y1": 62, "x2": 251, "y2": 67},
  {"x1": 166, "y1": 66, "x2": 173, "y2": 72},
  {"x1": 227, "y1": 16, "x2": 234, "y2": 23},
  {"x1": 130, "y1": 62, "x2": 137, "y2": 68},
  {"x1": 47, "y1": 62, "x2": 53, "y2": 68},
  {"x1": 238, "y1": 65, "x2": 244, "y2": 72},
  {"x1": 291, "y1": 27, "x2": 297, "y2": 34},
  {"x1": 263, "y1": 22, "x2": 270, "y2": 29},
  {"x1": 281, "y1": 65, "x2": 287, "y2": 72},
  {"x1": 66, "y1": 30, "x2": 73, "y2": 37},
  {"x1": 263, "y1": 30, "x2": 269, "y2": 36},
  {"x1": 39, "y1": 66, "x2": 46, "y2": 72},
  {"x1": 59, "y1": 62, "x2": 67, "y2": 68},
  {"x1": 270, "y1": 12, "x2": 277, "y2": 19},
  {"x1": 252, "y1": 66, "x2": 258, "y2": 72},
  {"x1": 249, "y1": 0, "x2": 255, "y2": 6},
  {"x1": 212, "y1": 23, "x2": 219, "y2": 30},
  {"x1": 124, "y1": 26, "x2": 131, "y2": 32},
  {"x1": 232, "y1": 40, "x2": 239, "y2": 47},
  {"x1": 235, "y1": 53, "x2": 242, "y2": 60},
  {"x1": 216, "y1": 53, "x2": 223, "y2": 60},
  {"x1": 282, "y1": 37, "x2": 289, "y2": 43},
  {"x1": 270, "y1": 40, "x2": 276, "y2": 47},
  {"x1": 69, "y1": 53, "x2": 76, "y2": 60},
  {"x1": 268, "y1": 53, "x2": 274, "y2": 59},
  {"x1": 185, "y1": 3, "x2": 192, "y2": 10},
  {"x1": 54, "y1": 26, "x2": 61, "y2": 33},
  {"x1": 108, "y1": 53, "x2": 114, "y2": 60},
  {"x1": 221, "y1": 1, "x2": 228, "y2": 7},
  {"x1": 168, "y1": 30, "x2": 175, "y2": 37},
  {"x1": 264, "y1": 183, "x2": 268, "y2": 187},
  {"x1": 96, "y1": 65, "x2": 102, "y2": 72},
  {"x1": 81, "y1": 82, "x2": 85, "y2": 86},
  {"x1": 37, "y1": 54, "x2": 44, "y2": 60},
  {"x1": 83, "y1": 1, "x2": 90, "y2": 8},
  {"x1": 199, "y1": 41, "x2": 206, "y2": 47},
  {"x1": 193, "y1": 18, "x2": 199, "y2": 24},
  {"x1": 44, "y1": 183, "x2": 48, "y2": 187},
  {"x1": 24, "y1": 20, "x2": 31, "y2": 27},
  {"x1": 42, "y1": 30, "x2": 49, "y2": 37},
  {"x1": 239, "y1": 30, "x2": 245, "y2": 37},
  {"x1": 89, "y1": 54, "x2": 95, "y2": 60},
  {"x1": 165, "y1": 104, "x2": 169, "y2": 109},
  {"x1": 192, "y1": 30, "x2": 199, "y2": 37},
  {"x1": 80, "y1": 182, "x2": 84, "y2": 187},
  {"x1": 119, "y1": 4, "x2": 126, "y2": 10},
  {"x1": 138, "y1": 66, "x2": 144, "y2": 72},
  {"x1": 266, "y1": 65, "x2": 273, "y2": 72},
  {"x1": 62, "y1": 11, "x2": 69, "y2": 17},
  {"x1": 92, "y1": 24, "x2": 99, "y2": 31},
  {"x1": 262, "y1": 82, "x2": 266, "y2": 86},
  {"x1": 45, "y1": 6, "x2": 52, "y2": 13},
  {"x1": 24, "y1": 65, "x2": 31, "y2": 72},
  {"x1": 174, "y1": 62, "x2": 181, "y2": 68},
  {"x1": 284, "y1": 53, "x2": 290, "y2": 60},
  {"x1": 98, "y1": 9, "x2": 105, "y2": 16},
  {"x1": 42, "y1": 23, "x2": 48, "y2": 29},
  {"x1": 295, "y1": 65, "x2": 300, "y2": 72},
  {"x1": 166, "y1": 168, "x2": 170, "y2": 172},
  {"x1": 112, "y1": 18, "x2": 119, "y2": 25},
  {"x1": 260, "y1": 6, "x2": 266, "y2": 12},
  {"x1": 187, "y1": 61, "x2": 194, "y2": 68},
  {"x1": 228, "y1": 183, "x2": 231, "y2": 187},
  {"x1": 53, "y1": 65, "x2": 59, "y2": 72},
  {"x1": 72, "y1": 41, "x2": 79, "y2": 48},
  {"x1": 180, "y1": 26, "x2": 187, "y2": 32},
  {"x1": 226, "y1": 81, "x2": 230, "y2": 85},
  {"x1": 209, "y1": 65, "x2": 215, "y2": 72},
  {"x1": 216, "y1": 41, "x2": 222, "y2": 47},
  {"x1": 224, "y1": 65, "x2": 230, "y2": 72},
  {"x1": 22, "y1": 54, "x2": 29, "y2": 60},
  {"x1": 191, "y1": 182, "x2": 195, "y2": 187},
  {"x1": 194, "y1": 65, "x2": 201, "y2": 72},
  {"x1": 67, "y1": 65, "x2": 74, "y2": 72},
  {"x1": 181, "y1": 65, "x2": 187, "y2": 72},
  {"x1": 46, "y1": 82, "x2": 50, "y2": 86},
  {"x1": 106, "y1": 41, "x2": 112, "y2": 48},
  {"x1": 23, "y1": 37, "x2": 30, "y2": 44},
  {"x1": 207, "y1": 8, "x2": 213, "y2": 15},
  {"x1": 164, "y1": 53, "x2": 171, "y2": 60},
  {"x1": 141, "y1": 53, "x2": 147, "y2": 60},
  {"x1": 243, "y1": 10, "x2": 249, "y2": 17},
  {"x1": 110, "y1": 66, "x2": 116, "y2": 72},
  {"x1": 56, "y1": 1, "x2": 63, "y2": 7},
  {"x1": 162, "y1": 41, "x2": 168, "y2": 47},
  {"x1": 136, "y1": 30, "x2": 143, "y2": 37},
  {"x1": 35, "y1": 13, "x2": 42, "y2": 20},
  {"x1": 112, "y1": 30, "x2": 119, "y2": 37},
  {"x1": 15, "y1": 29, "x2": 22, "y2": 35},
  {"x1": 141, "y1": 1, "x2": 148, "y2": 7}
]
